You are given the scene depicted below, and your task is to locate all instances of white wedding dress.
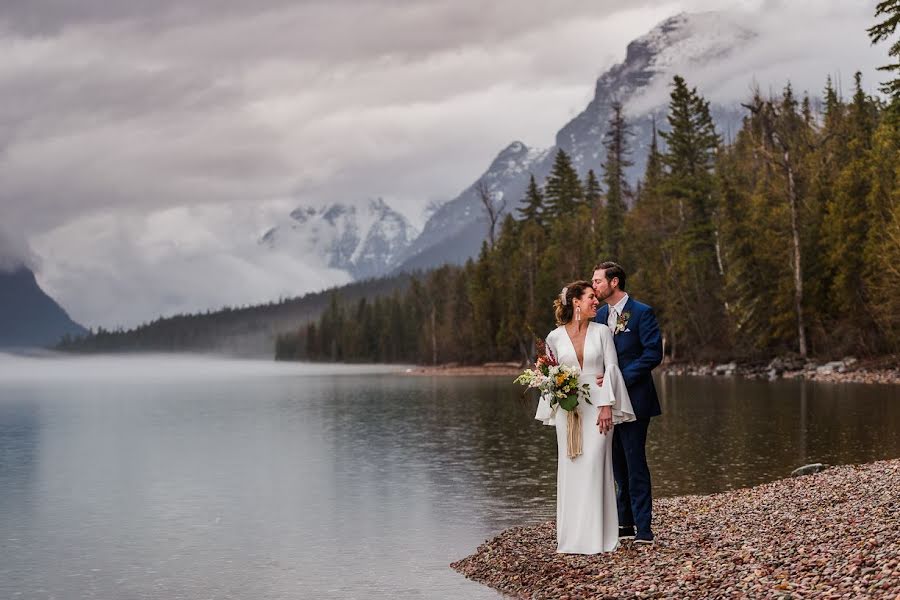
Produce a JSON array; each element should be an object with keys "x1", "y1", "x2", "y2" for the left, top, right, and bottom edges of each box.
[{"x1": 534, "y1": 321, "x2": 636, "y2": 554}]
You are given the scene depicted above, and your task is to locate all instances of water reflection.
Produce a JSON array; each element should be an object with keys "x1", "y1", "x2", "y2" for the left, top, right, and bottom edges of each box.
[
  {"x1": 0, "y1": 357, "x2": 898, "y2": 599},
  {"x1": 0, "y1": 393, "x2": 41, "y2": 593},
  {"x1": 651, "y1": 376, "x2": 900, "y2": 495}
]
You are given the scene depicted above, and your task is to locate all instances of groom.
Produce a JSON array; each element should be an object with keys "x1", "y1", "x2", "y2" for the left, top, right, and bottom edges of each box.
[{"x1": 592, "y1": 261, "x2": 662, "y2": 545}]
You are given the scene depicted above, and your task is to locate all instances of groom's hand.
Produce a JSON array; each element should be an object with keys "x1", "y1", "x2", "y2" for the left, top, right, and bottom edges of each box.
[
  {"x1": 596, "y1": 405, "x2": 613, "y2": 434},
  {"x1": 595, "y1": 374, "x2": 604, "y2": 387}
]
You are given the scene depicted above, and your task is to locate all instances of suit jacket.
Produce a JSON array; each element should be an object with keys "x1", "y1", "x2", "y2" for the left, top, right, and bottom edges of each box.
[{"x1": 595, "y1": 297, "x2": 663, "y2": 419}]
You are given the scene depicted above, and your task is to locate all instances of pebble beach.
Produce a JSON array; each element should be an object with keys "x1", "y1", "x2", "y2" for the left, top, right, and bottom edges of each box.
[{"x1": 451, "y1": 460, "x2": 900, "y2": 599}]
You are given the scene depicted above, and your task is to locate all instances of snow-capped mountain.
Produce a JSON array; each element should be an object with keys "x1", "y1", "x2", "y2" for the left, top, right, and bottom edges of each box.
[
  {"x1": 260, "y1": 198, "x2": 418, "y2": 280},
  {"x1": 555, "y1": 11, "x2": 754, "y2": 180},
  {"x1": 391, "y1": 141, "x2": 549, "y2": 272},
  {"x1": 392, "y1": 12, "x2": 756, "y2": 274}
]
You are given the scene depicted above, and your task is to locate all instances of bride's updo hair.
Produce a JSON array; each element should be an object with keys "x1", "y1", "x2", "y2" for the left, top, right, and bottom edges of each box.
[{"x1": 553, "y1": 280, "x2": 593, "y2": 325}]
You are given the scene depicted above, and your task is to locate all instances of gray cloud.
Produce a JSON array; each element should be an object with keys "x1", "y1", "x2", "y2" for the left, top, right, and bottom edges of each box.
[
  {"x1": 0, "y1": 226, "x2": 39, "y2": 273},
  {"x1": 30, "y1": 202, "x2": 352, "y2": 327},
  {"x1": 0, "y1": 0, "x2": 887, "y2": 327},
  {"x1": 2, "y1": 0, "x2": 681, "y2": 238}
]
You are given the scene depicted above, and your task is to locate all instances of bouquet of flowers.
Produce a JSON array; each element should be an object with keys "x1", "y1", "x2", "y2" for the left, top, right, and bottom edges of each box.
[{"x1": 514, "y1": 339, "x2": 592, "y2": 412}]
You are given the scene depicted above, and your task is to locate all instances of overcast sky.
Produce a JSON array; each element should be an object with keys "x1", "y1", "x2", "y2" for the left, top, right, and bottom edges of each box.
[{"x1": 0, "y1": 0, "x2": 887, "y2": 328}]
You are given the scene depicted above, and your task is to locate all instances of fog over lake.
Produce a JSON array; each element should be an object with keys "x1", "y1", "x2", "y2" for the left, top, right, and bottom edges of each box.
[{"x1": 1, "y1": 353, "x2": 898, "y2": 599}]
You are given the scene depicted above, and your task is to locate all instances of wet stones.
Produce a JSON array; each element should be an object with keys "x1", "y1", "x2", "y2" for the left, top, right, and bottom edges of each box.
[
  {"x1": 451, "y1": 460, "x2": 900, "y2": 599},
  {"x1": 791, "y1": 463, "x2": 828, "y2": 477},
  {"x1": 662, "y1": 355, "x2": 900, "y2": 385}
]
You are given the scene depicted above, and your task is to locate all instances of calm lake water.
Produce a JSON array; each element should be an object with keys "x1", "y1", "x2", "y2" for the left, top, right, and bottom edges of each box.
[{"x1": 1, "y1": 354, "x2": 898, "y2": 599}]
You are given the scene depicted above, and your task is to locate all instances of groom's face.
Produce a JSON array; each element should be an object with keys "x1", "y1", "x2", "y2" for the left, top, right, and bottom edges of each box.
[{"x1": 592, "y1": 269, "x2": 615, "y2": 301}]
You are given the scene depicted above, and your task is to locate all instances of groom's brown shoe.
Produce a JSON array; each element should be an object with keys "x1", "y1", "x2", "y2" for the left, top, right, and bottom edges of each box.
[{"x1": 618, "y1": 526, "x2": 635, "y2": 540}]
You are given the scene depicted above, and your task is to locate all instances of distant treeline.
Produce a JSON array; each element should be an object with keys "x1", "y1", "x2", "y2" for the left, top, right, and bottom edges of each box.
[
  {"x1": 57, "y1": 274, "x2": 412, "y2": 355},
  {"x1": 277, "y1": 67, "x2": 900, "y2": 364}
]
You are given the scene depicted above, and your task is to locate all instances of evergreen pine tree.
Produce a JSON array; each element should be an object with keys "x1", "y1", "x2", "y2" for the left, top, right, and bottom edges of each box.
[
  {"x1": 823, "y1": 73, "x2": 879, "y2": 350},
  {"x1": 661, "y1": 75, "x2": 720, "y2": 226},
  {"x1": 726, "y1": 86, "x2": 816, "y2": 355},
  {"x1": 543, "y1": 149, "x2": 584, "y2": 220},
  {"x1": 518, "y1": 174, "x2": 545, "y2": 226},
  {"x1": 862, "y1": 110, "x2": 900, "y2": 348},
  {"x1": 623, "y1": 120, "x2": 677, "y2": 355},
  {"x1": 467, "y1": 241, "x2": 499, "y2": 361},
  {"x1": 868, "y1": 0, "x2": 900, "y2": 98},
  {"x1": 584, "y1": 169, "x2": 603, "y2": 252},
  {"x1": 644, "y1": 120, "x2": 665, "y2": 191},
  {"x1": 658, "y1": 75, "x2": 725, "y2": 355},
  {"x1": 601, "y1": 101, "x2": 633, "y2": 260}
]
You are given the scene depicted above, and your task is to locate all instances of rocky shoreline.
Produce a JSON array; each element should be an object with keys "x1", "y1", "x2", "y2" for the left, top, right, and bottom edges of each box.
[
  {"x1": 663, "y1": 354, "x2": 900, "y2": 385},
  {"x1": 403, "y1": 356, "x2": 900, "y2": 384},
  {"x1": 451, "y1": 459, "x2": 899, "y2": 598}
]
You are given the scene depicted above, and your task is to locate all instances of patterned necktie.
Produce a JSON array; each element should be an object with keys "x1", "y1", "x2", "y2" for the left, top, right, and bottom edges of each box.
[{"x1": 608, "y1": 306, "x2": 617, "y2": 333}]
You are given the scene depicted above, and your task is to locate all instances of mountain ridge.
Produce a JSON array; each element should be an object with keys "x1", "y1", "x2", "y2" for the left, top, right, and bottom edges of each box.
[
  {"x1": 260, "y1": 197, "x2": 419, "y2": 280},
  {"x1": 391, "y1": 11, "x2": 756, "y2": 274},
  {"x1": 0, "y1": 266, "x2": 87, "y2": 348}
]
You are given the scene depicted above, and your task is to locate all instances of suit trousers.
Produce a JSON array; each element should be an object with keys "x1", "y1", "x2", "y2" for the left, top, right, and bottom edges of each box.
[{"x1": 612, "y1": 417, "x2": 653, "y2": 537}]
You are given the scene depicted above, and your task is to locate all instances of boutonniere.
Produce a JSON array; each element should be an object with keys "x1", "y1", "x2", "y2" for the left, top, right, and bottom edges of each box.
[{"x1": 614, "y1": 311, "x2": 631, "y2": 334}]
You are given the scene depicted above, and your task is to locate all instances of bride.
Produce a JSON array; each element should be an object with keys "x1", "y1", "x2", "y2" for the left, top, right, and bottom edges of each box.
[{"x1": 535, "y1": 280, "x2": 636, "y2": 554}]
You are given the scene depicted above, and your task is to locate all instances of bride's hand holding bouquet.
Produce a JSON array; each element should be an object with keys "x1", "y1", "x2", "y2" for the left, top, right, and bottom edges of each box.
[{"x1": 514, "y1": 339, "x2": 592, "y2": 412}]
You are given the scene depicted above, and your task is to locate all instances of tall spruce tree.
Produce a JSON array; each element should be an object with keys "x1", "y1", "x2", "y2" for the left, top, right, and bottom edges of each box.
[
  {"x1": 584, "y1": 169, "x2": 603, "y2": 253},
  {"x1": 644, "y1": 120, "x2": 665, "y2": 192},
  {"x1": 601, "y1": 102, "x2": 633, "y2": 260},
  {"x1": 659, "y1": 75, "x2": 725, "y2": 356},
  {"x1": 824, "y1": 76, "x2": 875, "y2": 301},
  {"x1": 738, "y1": 85, "x2": 814, "y2": 355},
  {"x1": 517, "y1": 218, "x2": 551, "y2": 357},
  {"x1": 862, "y1": 3, "x2": 900, "y2": 349},
  {"x1": 661, "y1": 75, "x2": 720, "y2": 226},
  {"x1": 624, "y1": 120, "x2": 679, "y2": 355},
  {"x1": 806, "y1": 74, "x2": 848, "y2": 334},
  {"x1": 823, "y1": 73, "x2": 881, "y2": 351},
  {"x1": 518, "y1": 174, "x2": 546, "y2": 226},
  {"x1": 467, "y1": 241, "x2": 499, "y2": 361},
  {"x1": 868, "y1": 0, "x2": 900, "y2": 98},
  {"x1": 716, "y1": 126, "x2": 769, "y2": 354},
  {"x1": 544, "y1": 149, "x2": 584, "y2": 219},
  {"x1": 862, "y1": 110, "x2": 900, "y2": 348}
]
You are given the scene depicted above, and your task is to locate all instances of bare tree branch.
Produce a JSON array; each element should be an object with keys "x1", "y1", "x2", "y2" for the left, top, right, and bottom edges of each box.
[{"x1": 476, "y1": 180, "x2": 507, "y2": 249}]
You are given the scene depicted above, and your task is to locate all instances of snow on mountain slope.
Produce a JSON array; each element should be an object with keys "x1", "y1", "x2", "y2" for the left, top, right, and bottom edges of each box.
[
  {"x1": 260, "y1": 198, "x2": 419, "y2": 280},
  {"x1": 394, "y1": 11, "x2": 757, "y2": 274}
]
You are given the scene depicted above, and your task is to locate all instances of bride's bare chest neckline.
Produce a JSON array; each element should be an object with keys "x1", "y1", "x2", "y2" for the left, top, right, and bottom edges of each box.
[{"x1": 563, "y1": 325, "x2": 589, "y2": 367}]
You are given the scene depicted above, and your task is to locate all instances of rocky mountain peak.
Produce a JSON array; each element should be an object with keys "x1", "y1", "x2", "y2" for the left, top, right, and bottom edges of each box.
[
  {"x1": 0, "y1": 266, "x2": 87, "y2": 347},
  {"x1": 494, "y1": 141, "x2": 529, "y2": 162},
  {"x1": 394, "y1": 11, "x2": 758, "y2": 275},
  {"x1": 261, "y1": 198, "x2": 418, "y2": 280},
  {"x1": 367, "y1": 196, "x2": 394, "y2": 216}
]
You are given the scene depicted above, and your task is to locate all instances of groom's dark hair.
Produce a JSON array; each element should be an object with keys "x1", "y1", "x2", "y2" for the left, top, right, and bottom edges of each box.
[{"x1": 595, "y1": 261, "x2": 627, "y2": 291}]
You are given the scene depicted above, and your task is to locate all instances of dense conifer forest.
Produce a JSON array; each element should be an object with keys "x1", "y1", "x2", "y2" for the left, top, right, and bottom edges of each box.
[
  {"x1": 58, "y1": 275, "x2": 412, "y2": 355},
  {"x1": 279, "y1": 3, "x2": 900, "y2": 364},
  {"x1": 63, "y1": 4, "x2": 900, "y2": 365}
]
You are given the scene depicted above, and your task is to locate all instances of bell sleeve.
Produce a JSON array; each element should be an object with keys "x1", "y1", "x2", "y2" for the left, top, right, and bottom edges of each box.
[{"x1": 596, "y1": 325, "x2": 636, "y2": 425}]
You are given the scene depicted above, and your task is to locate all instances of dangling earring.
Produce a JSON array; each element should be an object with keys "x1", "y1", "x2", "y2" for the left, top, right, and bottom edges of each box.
[{"x1": 576, "y1": 306, "x2": 582, "y2": 322}]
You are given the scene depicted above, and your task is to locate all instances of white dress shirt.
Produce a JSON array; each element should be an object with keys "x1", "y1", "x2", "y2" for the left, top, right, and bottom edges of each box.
[{"x1": 607, "y1": 293, "x2": 630, "y2": 332}]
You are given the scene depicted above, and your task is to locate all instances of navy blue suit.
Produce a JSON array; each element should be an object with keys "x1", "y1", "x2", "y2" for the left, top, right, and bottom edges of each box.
[{"x1": 596, "y1": 297, "x2": 662, "y2": 538}]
